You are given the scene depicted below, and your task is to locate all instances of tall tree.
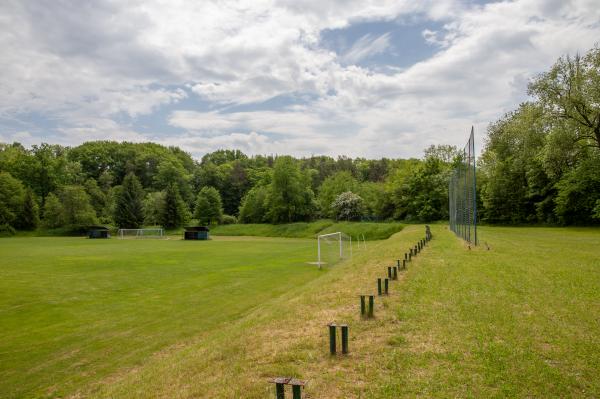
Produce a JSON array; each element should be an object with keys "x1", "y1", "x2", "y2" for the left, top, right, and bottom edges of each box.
[
  {"x1": 528, "y1": 45, "x2": 600, "y2": 149},
  {"x1": 238, "y1": 185, "x2": 269, "y2": 223},
  {"x1": 57, "y1": 185, "x2": 97, "y2": 226},
  {"x1": 42, "y1": 193, "x2": 63, "y2": 228},
  {"x1": 267, "y1": 156, "x2": 315, "y2": 223},
  {"x1": 0, "y1": 172, "x2": 25, "y2": 231},
  {"x1": 160, "y1": 183, "x2": 190, "y2": 228},
  {"x1": 194, "y1": 186, "x2": 223, "y2": 225},
  {"x1": 17, "y1": 188, "x2": 40, "y2": 230},
  {"x1": 143, "y1": 191, "x2": 166, "y2": 226},
  {"x1": 113, "y1": 173, "x2": 145, "y2": 228},
  {"x1": 317, "y1": 171, "x2": 359, "y2": 218}
]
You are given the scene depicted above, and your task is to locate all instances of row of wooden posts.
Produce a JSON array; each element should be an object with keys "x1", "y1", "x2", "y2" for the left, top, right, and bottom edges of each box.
[{"x1": 270, "y1": 226, "x2": 433, "y2": 398}]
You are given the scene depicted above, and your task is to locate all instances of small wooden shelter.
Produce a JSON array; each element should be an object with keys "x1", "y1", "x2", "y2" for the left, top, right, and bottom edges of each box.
[
  {"x1": 88, "y1": 225, "x2": 110, "y2": 239},
  {"x1": 184, "y1": 226, "x2": 210, "y2": 240}
]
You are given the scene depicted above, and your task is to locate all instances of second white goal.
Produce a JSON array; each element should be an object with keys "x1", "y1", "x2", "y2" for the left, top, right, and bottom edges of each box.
[{"x1": 117, "y1": 228, "x2": 164, "y2": 239}]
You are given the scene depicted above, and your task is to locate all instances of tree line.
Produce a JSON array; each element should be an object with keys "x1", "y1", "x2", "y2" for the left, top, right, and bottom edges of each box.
[
  {"x1": 478, "y1": 45, "x2": 600, "y2": 225},
  {"x1": 0, "y1": 46, "x2": 598, "y2": 234},
  {"x1": 0, "y1": 139, "x2": 456, "y2": 234}
]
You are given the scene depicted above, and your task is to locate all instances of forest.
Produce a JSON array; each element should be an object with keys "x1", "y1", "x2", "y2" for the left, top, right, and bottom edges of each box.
[{"x1": 0, "y1": 46, "x2": 598, "y2": 234}]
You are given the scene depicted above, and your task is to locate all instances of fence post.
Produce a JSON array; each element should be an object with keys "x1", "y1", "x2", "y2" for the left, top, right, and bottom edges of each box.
[
  {"x1": 377, "y1": 278, "x2": 382, "y2": 296},
  {"x1": 384, "y1": 278, "x2": 389, "y2": 295},
  {"x1": 360, "y1": 295, "x2": 366, "y2": 316},
  {"x1": 368, "y1": 295, "x2": 374, "y2": 317},
  {"x1": 328, "y1": 323, "x2": 337, "y2": 355},
  {"x1": 341, "y1": 325, "x2": 349, "y2": 354}
]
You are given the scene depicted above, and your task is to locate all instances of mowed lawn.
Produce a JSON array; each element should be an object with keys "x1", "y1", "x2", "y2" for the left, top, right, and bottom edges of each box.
[
  {"x1": 374, "y1": 226, "x2": 600, "y2": 397},
  {"x1": 1, "y1": 226, "x2": 599, "y2": 398},
  {"x1": 0, "y1": 236, "x2": 319, "y2": 398}
]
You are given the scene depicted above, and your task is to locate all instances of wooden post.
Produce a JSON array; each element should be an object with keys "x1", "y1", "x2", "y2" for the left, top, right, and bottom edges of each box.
[
  {"x1": 328, "y1": 324, "x2": 336, "y2": 355},
  {"x1": 340, "y1": 325, "x2": 349, "y2": 354}
]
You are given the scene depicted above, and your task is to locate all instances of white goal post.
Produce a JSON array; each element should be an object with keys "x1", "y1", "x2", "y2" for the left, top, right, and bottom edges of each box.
[
  {"x1": 117, "y1": 228, "x2": 164, "y2": 239},
  {"x1": 316, "y1": 232, "x2": 352, "y2": 269}
]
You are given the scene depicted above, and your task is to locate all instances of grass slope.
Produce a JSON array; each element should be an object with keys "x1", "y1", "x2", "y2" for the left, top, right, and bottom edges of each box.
[
  {"x1": 211, "y1": 220, "x2": 404, "y2": 240},
  {"x1": 0, "y1": 236, "x2": 319, "y2": 398}
]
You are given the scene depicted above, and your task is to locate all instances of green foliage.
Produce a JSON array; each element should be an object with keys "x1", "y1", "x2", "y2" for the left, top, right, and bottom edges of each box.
[
  {"x1": 113, "y1": 173, "x2": 145, "y2": 228},
  {"x1": 554, "y1": 155, "x2": 600, "y2": 224},
  {"x1": 331, "y1": 191, "x2": 364, "y2": 221},
  {"x1": 238, "y1": 185, "x2": 269, "y2": 223},
  {"x1": 42, "y1": 193, "x2": 63, "y2": 228},
  {"x1": 160, "y1": 183, "x2": 190, "y2": 228},
  {"x1": 84, "y1": 178, "x2": 108, "y2": 219},
  {"x1": 388, "y1": 158, "x2": 450, "y2": 222},
  {"x1": 143, "y1": 191, "x2": 166, "y2": 225},
  {"x1": 528, "y1": 45, "x2": 600, "y2": 149},
  {"x1": 17, "y1": 188, "x2": 40, "y2": 230},
  {"x1": 0, "y1": 171, "x2": 25, "y2": 229},
  {"x1": 266, "y1": 156, "x2": 316, "y2": 223},
  {"x1": 194, "y1": 186, "x2": 223, "y2": 225},
  {"x1": 56, "y1": 185, "x2": 98, "y2": 227},
  {"x1": 220, "y1": 214, "x2": 237, "y2": 225},
  {"x1": 41, "y1": 186, "x2": 97, "y2": 228},
  {"x1": 317, "y1": 171, "x2": 359, "y2": 217},
  {"x1": 593, "y1": 200, "x2": 600, "y2": 220}
]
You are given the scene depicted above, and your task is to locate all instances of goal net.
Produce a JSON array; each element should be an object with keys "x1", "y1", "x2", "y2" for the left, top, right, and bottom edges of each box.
[
  {"x1": 118, "y1": 228, "x2": 164, "y2": 239},
  {"x1": 316, "y1": 232, "x2": 352, "y2": 269}
]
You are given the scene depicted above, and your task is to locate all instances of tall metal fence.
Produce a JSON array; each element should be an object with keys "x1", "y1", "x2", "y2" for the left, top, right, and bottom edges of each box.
[{"x1": 449, "y1": 127, "x2": 478, "y2": 245}]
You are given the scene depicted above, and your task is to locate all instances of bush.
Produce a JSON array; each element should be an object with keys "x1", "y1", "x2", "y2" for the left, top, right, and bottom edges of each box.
[
  {"x1": 0, "y1": 223, "x2": 16, "y2": 236},
  {"x1": 220, "y1": 214, "x2": 237, "y2": 224}
]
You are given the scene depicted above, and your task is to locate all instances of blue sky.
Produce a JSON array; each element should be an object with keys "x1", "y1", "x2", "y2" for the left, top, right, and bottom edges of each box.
[{"x1": 1, "y1": 0, "x2": 599, "y2": 159}]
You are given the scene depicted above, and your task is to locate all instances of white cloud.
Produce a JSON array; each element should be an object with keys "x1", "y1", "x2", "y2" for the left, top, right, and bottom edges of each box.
[{"x1": 0, "y1": 0, "x2": 599, "y2": 159}]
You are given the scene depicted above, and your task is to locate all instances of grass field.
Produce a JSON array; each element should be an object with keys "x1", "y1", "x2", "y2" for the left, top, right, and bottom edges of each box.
[
  {"x1": 0, "y1": 236, "x2": 321, "y2": 398},
  {"x1": 1, "y1": 225, "x2": 599, "y2": 398}
]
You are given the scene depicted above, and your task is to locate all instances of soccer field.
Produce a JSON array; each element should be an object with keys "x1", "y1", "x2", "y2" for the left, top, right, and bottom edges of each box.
[{"x1": 0, "y1": 236, "x2": 320, "y2": 398}]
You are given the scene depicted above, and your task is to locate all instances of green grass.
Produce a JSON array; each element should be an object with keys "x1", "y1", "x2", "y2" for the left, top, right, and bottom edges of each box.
[
  {"x1": 0, "y1": 236, "x2": 320, "y2": 398},
  {"x1": 210, "y1": 220, "x2": 404, "y2": 240},
  {"x1": 1, "y1": 226, "x2": 599, "y2": 398},
  {"x1": 371, "y1": 226, "x2": 600, "y2": 397}
]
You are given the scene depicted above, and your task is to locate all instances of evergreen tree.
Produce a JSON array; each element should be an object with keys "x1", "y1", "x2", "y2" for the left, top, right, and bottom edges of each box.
[
  {"x1": 113, "y1": 173, "x2": 145, "y2": 228},
  {"x1": 160, "y1": 183, "x2": 190, "y2": 228},
  {"x1": 17, "y1": 188, "x2": 40, "y2": 230},
  {"x1": 194, "y1": 186, "x2": 223, "y2": 225}
]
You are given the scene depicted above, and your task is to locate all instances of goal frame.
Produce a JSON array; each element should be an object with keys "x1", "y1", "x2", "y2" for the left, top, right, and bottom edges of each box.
[
  {"x1": 117, "y1": 228, "x2": 164, "y2": 239},
  {"x1": 316, "y1": 232, "x2": 352, "y2": 269}
]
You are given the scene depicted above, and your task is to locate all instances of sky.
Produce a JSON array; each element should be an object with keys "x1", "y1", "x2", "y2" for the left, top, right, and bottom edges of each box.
[{"x1": 0, "y1": 0, "x2": 599, "y2": 159}]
